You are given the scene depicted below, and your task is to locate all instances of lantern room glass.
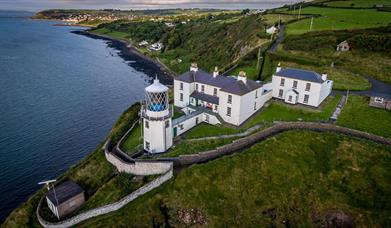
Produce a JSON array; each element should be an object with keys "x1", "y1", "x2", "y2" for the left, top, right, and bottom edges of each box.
[{"x1": 146, "y1": 91, "x2": 168, "y2": 112}]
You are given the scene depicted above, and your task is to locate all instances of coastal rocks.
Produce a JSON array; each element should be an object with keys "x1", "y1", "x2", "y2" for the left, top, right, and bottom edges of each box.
[{"x1": 177, "y1": 208, "x2": 207, "y2": 226}]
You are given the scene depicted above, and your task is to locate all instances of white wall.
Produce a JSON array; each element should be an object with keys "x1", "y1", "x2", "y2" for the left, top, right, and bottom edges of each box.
[
  {"x1": 319, "y1": 80, "x2": 333, "y2": 104},
  {"x1": 172, "y1": 112, "x2": 204, "y2": 137},
  {"x1": 272, "y1": 75, "x2": 327, "y2": 107},
  {"x1": 174, "y1": 80, "x2": 192, "y2": 108},
  {"x1": 218, "y1": 91, "x2": 241, "y2": 125},
  {"x1": 143, "y1": 119, "x2": 173, "y2": 153}
]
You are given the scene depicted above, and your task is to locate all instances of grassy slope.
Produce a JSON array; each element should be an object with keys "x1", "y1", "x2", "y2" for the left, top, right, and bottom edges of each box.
[
  {"x1": 280, "y1": 7, "x2": 391, "y2": 35},
  {"x1": 337, "y1": 95, "x2": 391, "y2": 138},
  {"x1": 160, "y1": 15, "x2": 269, "y2": 74},
  {"x1": 78, "y1": 131, "x2": 391, "y2": 227}
]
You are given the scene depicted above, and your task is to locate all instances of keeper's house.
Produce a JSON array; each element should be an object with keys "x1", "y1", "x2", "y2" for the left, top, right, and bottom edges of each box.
[
  {"x1": 174, "y1": 63, "x2": 272, "y2": 126},
  {"x1": 272, "y1": 65, "x2": 333, "y2": 107}
]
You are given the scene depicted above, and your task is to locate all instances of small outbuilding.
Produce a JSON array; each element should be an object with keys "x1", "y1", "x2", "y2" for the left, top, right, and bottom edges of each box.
[
  {"x1": 369, "y1": 93, "x2": 391, "y2": 110},
  {"x1": 266, "y1": 25, "x2": 277, "y2": 34},
  {"x1": 336, "y1": 40, "x2": 350, "y2": 52},
  {"x1": 46, "y1": 181, "x2": 85, "y2": 219}
]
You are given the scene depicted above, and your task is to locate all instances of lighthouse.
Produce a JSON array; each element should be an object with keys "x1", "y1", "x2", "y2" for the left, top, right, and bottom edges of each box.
[{"x1": 141, "y1": 77, "x2": 173, "y2": 153}]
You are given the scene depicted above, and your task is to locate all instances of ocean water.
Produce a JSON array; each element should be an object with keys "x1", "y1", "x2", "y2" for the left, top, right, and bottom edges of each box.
[{"x1": 0, "y1": 11, "x2": 166, "y2": 221}]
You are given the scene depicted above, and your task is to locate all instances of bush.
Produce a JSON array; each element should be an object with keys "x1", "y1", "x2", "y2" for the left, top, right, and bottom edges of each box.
[{"x1": 348, "y1": 34, "x2": 391, "y2": 51}]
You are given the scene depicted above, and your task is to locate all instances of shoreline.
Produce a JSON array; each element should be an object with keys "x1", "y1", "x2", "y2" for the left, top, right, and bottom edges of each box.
[{"x1": 72, "y1": 30, "x2": 175, "y2": 85}]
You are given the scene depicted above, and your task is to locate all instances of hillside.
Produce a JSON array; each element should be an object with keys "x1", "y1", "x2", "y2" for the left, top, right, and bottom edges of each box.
[{"x1": 90, "y1": 13, "x2": 271, "y2": 74}]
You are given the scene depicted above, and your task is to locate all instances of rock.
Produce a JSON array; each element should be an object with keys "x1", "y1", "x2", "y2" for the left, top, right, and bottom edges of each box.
[
  {"x1": 325, "y1": 209, "x2": 354, "y2": 228},
  {"x1": 177, "y1": 208, "x2": 207, "y2": 226}
]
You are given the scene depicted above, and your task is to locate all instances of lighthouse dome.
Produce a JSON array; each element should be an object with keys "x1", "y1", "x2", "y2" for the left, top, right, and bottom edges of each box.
[{"x1": 145, "y1": 78, "x2": 168, "y2": 93}]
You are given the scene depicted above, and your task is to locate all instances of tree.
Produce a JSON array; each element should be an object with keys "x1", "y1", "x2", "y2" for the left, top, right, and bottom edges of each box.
[{"x1": 241, "y1": 9, "x2": 250, "y2": 15}]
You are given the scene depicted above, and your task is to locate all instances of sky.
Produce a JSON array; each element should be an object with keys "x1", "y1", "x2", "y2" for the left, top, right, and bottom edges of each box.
[{"x1": 0, "y1": 0, "x2": 301, "y2": 12}]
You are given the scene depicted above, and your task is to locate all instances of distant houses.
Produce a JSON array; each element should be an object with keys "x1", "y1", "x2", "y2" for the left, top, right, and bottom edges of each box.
[
  {"x1": 336, "y1": 40, "x2": 350, "y2": 52},
  {"x1": 149, "y1": 42, "x2": 163, "y2": 51}
]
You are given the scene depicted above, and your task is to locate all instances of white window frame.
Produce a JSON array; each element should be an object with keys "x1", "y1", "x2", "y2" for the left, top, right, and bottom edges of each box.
[
  {"x1": 304, "y1": 94, "x2": 309, "y2": 104},
  {"x1": 228, "y1": 95, "x2": 232, "y2": 104},
  {"x1": 226, "y1": 107, "x2": 231, "y2": 117},
  {"x1": 180, "y1": 82, "x2": 183, "y2": 90}
]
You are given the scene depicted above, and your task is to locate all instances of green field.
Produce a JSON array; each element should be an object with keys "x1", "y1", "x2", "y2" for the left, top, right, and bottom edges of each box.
[
  {"x1": 281, "y1": 7, "x2": 391, "y2": 34},
  {"x1": 337, "y1": 95, "x2": 391, "y2": 138},
  {"x1": 324, "y1": 0, "x2": 391, "y2": 8},
  {"x1": 77, "y1": 131, "x2": 391, "y2": 227}
]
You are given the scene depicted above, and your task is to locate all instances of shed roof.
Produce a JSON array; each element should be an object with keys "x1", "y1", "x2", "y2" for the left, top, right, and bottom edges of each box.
[
  {"x1": 176, "y1": 70, "x2": 262, "y2": 95},
  {"x1": 46, "y1": 181, "x2": 84, "y2": 206},
  {"x1": 275, "y1": 68, "x2": 324, "y2": 83}
]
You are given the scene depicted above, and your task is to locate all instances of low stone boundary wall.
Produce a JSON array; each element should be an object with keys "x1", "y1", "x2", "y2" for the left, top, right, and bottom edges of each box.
[
  {"x1": 37, "y1": 168, "x2": 173, "y2": 228},
  {"x1": 177, "y1": 122, "x2": 391, "y2": 165}
]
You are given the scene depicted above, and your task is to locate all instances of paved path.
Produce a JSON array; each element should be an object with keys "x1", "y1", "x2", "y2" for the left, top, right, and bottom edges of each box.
[{"x1": 269, "y1": 24, "x2": 285, "y2": 53}]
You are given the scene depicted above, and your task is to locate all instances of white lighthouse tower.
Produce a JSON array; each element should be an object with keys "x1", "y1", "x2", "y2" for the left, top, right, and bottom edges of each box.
[{"x1": 141, "y1": 77, "x2": 173, "y2": 153}]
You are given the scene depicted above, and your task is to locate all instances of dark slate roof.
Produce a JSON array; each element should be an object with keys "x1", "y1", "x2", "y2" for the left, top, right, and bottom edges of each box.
[
  {"x1": 46, "y1": 181, "x2": 84, "y2": 206},
  {"x1": 190, "y1": 91, "x2": 219, "y2": 104},
  {"x1": 275, "y1": 68, "x2": 324, "y2": 83},
  {"x1": 176, "y1": 70, "x2": 262, "y2": 95}
]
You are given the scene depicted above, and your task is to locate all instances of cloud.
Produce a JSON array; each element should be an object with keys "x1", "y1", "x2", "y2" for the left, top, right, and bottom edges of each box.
[{"x1": 1, "y1": 0, "x2": 298, "y2": 11}]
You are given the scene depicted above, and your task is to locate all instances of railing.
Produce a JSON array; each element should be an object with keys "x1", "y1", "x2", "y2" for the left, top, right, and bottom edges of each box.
[{"x1": 140, "y1": 105, "x2": 172, "y2": 121}]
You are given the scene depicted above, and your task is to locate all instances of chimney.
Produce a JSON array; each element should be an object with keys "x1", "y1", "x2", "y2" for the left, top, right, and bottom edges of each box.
[
  {"x1": 276, "y1": 62, "x2": 282, "y2": 73},
  {"x1": 237, "y1": 71, "x2": 247, "y2": 84},
  {"x1": 322, "y1": 73, "x2": 327, "y2": 81},
  {"x1": 190, "y1": 62, "x2": 198, "y2": 72},
  {"x1": 213, "y1": 66, "x2": 219, "y2": 78}
]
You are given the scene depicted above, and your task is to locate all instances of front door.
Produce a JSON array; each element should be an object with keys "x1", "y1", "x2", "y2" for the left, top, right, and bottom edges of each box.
[{"x1": 173, "y1": 127, "x2": 177, "y2": 137}]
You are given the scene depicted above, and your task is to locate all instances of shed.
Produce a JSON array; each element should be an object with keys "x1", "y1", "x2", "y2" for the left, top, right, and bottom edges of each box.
[
  {"x1": 336, "y1": 40, "x2": 350, "y2": 52},
  {"x1": 46, "y1": 181, "x2": 85, "y2": 219},
  {"x1": 369, "y1": 93, "x2": 391, "y2": 110}
]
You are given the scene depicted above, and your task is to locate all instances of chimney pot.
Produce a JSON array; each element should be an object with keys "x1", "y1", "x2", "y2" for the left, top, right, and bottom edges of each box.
[
  {"x1": 238, "y1": 71, "x2": 247, "y2": 83},
  {"x1": 190, "y1": 63, "x2": 198, "y2": 72},
  {"x1": 322, "y1": 73, "x2": 327, "y2": 81},
  {"x1": 276, "y1": 62, "x2": 282, "y2": 73},
  {"x1": 213, "y1": 66, "x2": 219, "y2": 77}
]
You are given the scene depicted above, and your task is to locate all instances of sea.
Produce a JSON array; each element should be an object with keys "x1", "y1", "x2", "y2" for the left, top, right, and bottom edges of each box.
[{"x1": 0, "y1": 11, "x2": 169, "y2": 222}]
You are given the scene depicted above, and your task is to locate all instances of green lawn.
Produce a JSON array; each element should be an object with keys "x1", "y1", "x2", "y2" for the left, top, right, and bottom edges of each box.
[
  {"x1": 120, "y1": 124, "x2": 142, "y2": 154},
  {"x1": 160, "y1": 137, "x2": 238, "y2": 158},
  {"x1": 78, "y1": 131, "x2": 391, "y2": 227},
  {"x1": 230, "y1": 57, "x2": 261, "y2": 80},
  {"x1": 91, "y1": 28, "x2": 130, "y2": 40},
  {"x1": 325, "y1": 0, "x2": 391, "y2": 8},
  {"x1": 337, "y1": 95, "x2": 391, "y2": 138},
  {"x1": 282, "y1": 7, "x2": 391, "y2": 34},
  {"x1": 262, "y1": 13, "x2": 300, "y2": 25}
]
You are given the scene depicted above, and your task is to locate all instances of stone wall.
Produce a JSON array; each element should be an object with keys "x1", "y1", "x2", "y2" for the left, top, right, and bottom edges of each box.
[
  {"x1": 37, "y1": 168, "x2": 173, "y2": 228},
  {"x1": 177, "y1": 122, "x2": 391, "y2": 165}
]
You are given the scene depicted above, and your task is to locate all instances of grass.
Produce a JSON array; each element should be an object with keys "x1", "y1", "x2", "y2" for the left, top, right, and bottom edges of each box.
[
  {"x1": 120, "y1": 124, "x2": 142, "y2": 154},
  {"x1": 324, "y1": 0, "x2": 391, "y2": 8},
  {"x1": 77, "y1": 131, "x2": 391, "y2": 227},
  {"x1": 159, "y1": 138, "x2": 238, "y2": 158},
  {"x1": 280, "y1": 7, "x2": 391, "y2": 35},
  {"x1": 337, "y1": 95, "x2": 391, "y2": 138},
  {"x1": 91, "y1": 27, "x2": 131, "y2": 40},
  {"x1": 262, "y1": 13, "x2": 299, "y2": 25},
  {"x1": 230, "y1": 57, "x2": 261, "y2": 80}
]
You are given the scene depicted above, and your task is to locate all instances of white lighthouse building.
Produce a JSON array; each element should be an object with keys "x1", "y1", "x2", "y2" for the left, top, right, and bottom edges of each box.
[{"x1": 141, "y1": 77, "x2": 173, "y2": 153}]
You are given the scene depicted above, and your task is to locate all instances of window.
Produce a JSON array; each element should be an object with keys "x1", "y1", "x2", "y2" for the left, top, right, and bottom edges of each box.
[
  {"x1": 179, "y1": 124, "x2": 184, "y2": 130},
  {"x1": 280, "y1": 78, "x2": 285, "y2": 86},
  {"x1": 255, "y1": 90, "x2": 258, "y2": 98},
  {"x1": 165, "y1": 120, "x2": 170, "y2": 128},
  {"x1": 205, "y1": 114, "x2": 209, "y2": 122},
  {"x1": 293, "y1": 80, "x2": 298, "y2": 89},
  {"x1": 214, "y1": 105, "x2": 218, "y2": 111},
  {"x1": 213, "y1": 88, "x2": 218, "y2": 96},
  {"x1": 145, "y1": 142, "x2": 150, "y2": 150},
  {"x1": 374, "y1": 97, "x2": 384, "y2": 103},
  {"x1": 304, "y1": 95, "x2": 309, "y2": 104},
  {"x1": 288, "y1": 96, "x2": 292, "y2": 102},
  {"x1": 196, "y1": 84, "x2": 199, "y2": 91},
  {"x1": 145, "y1": 120, "x2": 149, "y2": 129},
  {"x1": 180, "y1": 82, "x2": 183, "y2": 90},
  {"x1": 254, "y1": 102, "x2": 257, "y2": 110},
  {"x1": 305, "y1": 83, "x2": 311, "y2": 91},
  {"x1": 278, "y1": 89, "x2": 283, "y2": 98},
  {"x1": 228, "y1": 95, "x2": 232, "y2": 104},
  {"x1": 201, "y1": 85, "x2": 205, "y2": 93},
  {"x1": 180, "y1": 93, "x2": 183, "y2": 101},
  {"x1": 226, "y1": 107, "x2": 231, "y2": 117}
]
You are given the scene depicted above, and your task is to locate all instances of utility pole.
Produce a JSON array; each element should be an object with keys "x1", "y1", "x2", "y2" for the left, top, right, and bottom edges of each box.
[
  {"x1": 298, "y1": 5, "x2": 301, "y2": 19},
  {"x1": 256, "y1": 47, "x2": 261, "y2": 70},
  {"x1": 278, "y1": 15, "x2": 281, "y2": 29},
  {"x1": 310, "y1": 16, "x2": 314, "y2": 31}
]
